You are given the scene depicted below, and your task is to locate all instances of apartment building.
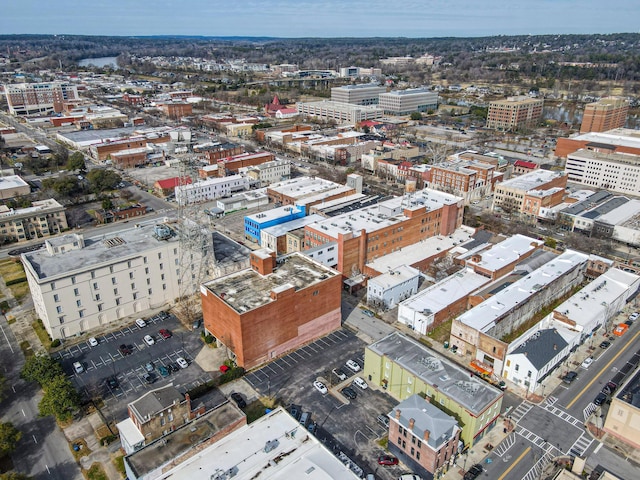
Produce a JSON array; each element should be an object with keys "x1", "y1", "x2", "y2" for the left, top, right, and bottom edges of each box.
[
  {"x1": 428, "y1": 160, "x2": 495, "y2": 203},
  {"x1": 200, "y1": 251, "x2": 341, "y2": 369},
  {"x1": 242, "y1": 159, "x2": 291, "y2": 186},
  {"x1": 580, "y1": 97, "x2": 628, "y2": 133},
  {"x1": 564, "y1": 148, "x2": 640, "y2": 196},
  {"x1": 4, "y1": 81, "x2": 79, "y2": 115},
  {"x1": 21, "y1": 224, "x2": 197, "y2": 340},
  {"x1": 0, "y1": 199, "x2": 68, "y2": 243},
  {"x1": 492, "y1": 170, "x2": 567, "y2": 215},
  {"x1": 364, "y1": 332, "x2": 503, "y2": 448},
  {"x1": 331, "y1": 83, "x2": 386, "y2": 105},
  {"x1": 486, "y1": 96, "x2": 544, "y2": 131},
  {"x1": 378, "y1": 88, "x2": 438, "y2": 115},
  {"x1": 388, "y1": 396, "x2": 461, "y2": 480},
  {"x1": 303, "y1": 188, "x2": 464, "y2": 277},
  {"x1": 157, "y1": 102, "x2": 192, "y2": 119},
  {"x1": 175, "y1": 175, "x2": 250, "y2": 206},
  {"x1": 297, "y1": 100, "x2": 384, "y2": 124}
]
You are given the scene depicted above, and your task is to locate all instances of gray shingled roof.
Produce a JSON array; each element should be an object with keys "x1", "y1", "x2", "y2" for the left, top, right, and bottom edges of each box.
[
  {"x1": 129, "y1": 384, "x2": 184, "y2": 424},
  {"x1": 511, "y1": 329, "x2": 569, "y2": 369}
]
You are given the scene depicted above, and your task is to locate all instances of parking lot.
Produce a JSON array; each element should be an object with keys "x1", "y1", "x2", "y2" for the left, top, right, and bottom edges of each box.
[
  {"x1": 56, "y1": 313, "x2": 212, "y2": 418},
  {"x1": 244, "y1": 328, "x2": 404, "y2": 480}
]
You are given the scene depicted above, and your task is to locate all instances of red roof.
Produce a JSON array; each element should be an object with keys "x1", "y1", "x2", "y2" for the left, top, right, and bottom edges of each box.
[
  {"x1": 514, "y1": 160, "x2": 538, "y2": 169},
  {"x1": 359, "y1": 120, "x2": 382, "y2": 127},
  {"x1": 156, "y1": 176, "x2": 192, "y2": 189}
]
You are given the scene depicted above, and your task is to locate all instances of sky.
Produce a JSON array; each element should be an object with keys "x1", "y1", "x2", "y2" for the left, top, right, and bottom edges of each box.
[{"x1": 2, "y1": 0, "x2": 639, "y2": 38}]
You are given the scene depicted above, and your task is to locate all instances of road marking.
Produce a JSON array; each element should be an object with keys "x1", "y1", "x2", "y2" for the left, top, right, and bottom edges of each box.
[
  {"x1": 21, "y1": 409, "x2": 25, "y2": 417},
  {"x1": 497, "y1": 446, "x2": 530, "y2": 480},
  {"x1": 45, "y1": 464, "x2": 50, "y2": 474},
  {"x1": 567, "y1": 328, "x2": 640, "y2": 409},
  {"x1": 594, "y1": 442, "x2": 604, "y2": 454},
  {"x1": 0, "y1": 324, "x2": 14, "y2": 353},
  {"x1": 32, "y1": 434, "x2": 37, "y2": 444}
]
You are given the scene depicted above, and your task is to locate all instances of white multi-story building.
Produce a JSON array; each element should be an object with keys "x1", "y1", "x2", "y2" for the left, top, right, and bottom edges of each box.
[
  {"x1": 366, "y1": 265, "x2": 420, "y2": 310},
  {"x1": 378, "y1": 88, "x2": 438, "y2": 115},
  {"x1": 241, "y1": 159, "x2": 291, "y2": 187},
  {"x1": 297, "y1": 101, "x2": 384, "y2": 124},
  {"x1": 175, "y1": 175, "x2": 250, "y2": 205},
  {"x1": 4, "y1": 82, "x2": 80, "y2": 115},
  {"x1": 21, "y1": 224, "x2": 199, "y2": 340},
  {"x1": 0, "y1": 199, "x2": 68, "y2": 243},
  {"x1": 565, "y1": 148, "x2": 640, "y2": 196},
  {"x1": 331, "y1": 83, "x2": 386, "y2": 105}
]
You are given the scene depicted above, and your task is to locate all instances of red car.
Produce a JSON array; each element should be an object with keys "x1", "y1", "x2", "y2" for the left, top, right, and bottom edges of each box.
[
  {"x1": 377, "y1": 455, "x2": 398, "y2": 466},
  {"x1": 159, "y1": 329, "x2": 172, "y2": 339}
]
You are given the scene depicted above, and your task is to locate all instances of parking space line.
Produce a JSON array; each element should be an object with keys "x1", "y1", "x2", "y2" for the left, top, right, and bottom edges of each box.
[
  {"x1": 279, "y1": 357, "x2": 294, "y2": 367},
  {"x1": 306, "y1": 344, "x2": 319, "y2": 353},
  {"x1": 265, "y1": 365, "x2": 278, "y2": 375},
  {"x1": 291, "y1": 351, "x2": 305, "y2": 360},
  {"x1": 317, "y1": 338, "x2": 331, "y2": 348}
]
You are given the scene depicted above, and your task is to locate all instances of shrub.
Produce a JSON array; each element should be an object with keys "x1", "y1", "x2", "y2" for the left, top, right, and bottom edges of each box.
[
  {"x1": 50, "y1": 339, "x2": 61, "y2": 348},
  {"x1": 204, "y1": 334, "x2": 214, "y2": 344},
  {"x1": 4, "y1": 277, "x2": 27, "y2": 287}
]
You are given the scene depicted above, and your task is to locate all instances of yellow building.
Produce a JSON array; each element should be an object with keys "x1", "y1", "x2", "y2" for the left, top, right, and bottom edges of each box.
[
  {"x1": 364, "y1": 332, "x2": 504, "y2": 448},
  {"x1": 603, "y1": 368, "x2": 640, "y2": 448}
]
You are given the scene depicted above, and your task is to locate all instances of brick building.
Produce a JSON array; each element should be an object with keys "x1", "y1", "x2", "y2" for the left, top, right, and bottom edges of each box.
[
  {"x1": 218, "y1": 151, "x2": 275, "y2": 174},
  {"x1": 428, "y1": 160, "x2": 495, "y2": 203},
  {"x1": 492, "y1": 170, "x2": 567, "y2": 216},
  {"x1": 304, "y1": 188, "x2": 464, "y2": 277},
  {"x1": 486, "y1": 96, "x2": 544, "y2": 131},
  {"x1": 554, "y1": 128, "x2": 640, "y2": 159},
  {"x1": 512, "y1": 160, "x2": 538, "y2": 175},
  {"x1": 4, "y1": 82, "x2": 79, "y2": 115},
  {"x1": 157, "y1": 102, "x2": 193, "y2": 119},
  {"x1": 200, "y1": 250, "x2": 341, "y2": 369},
  {"x1": 90, "y1": 134, "x2": 170, "y2": 162},
  {"x1": 267, "y1": 177, "x2": 356, "y2": 214},
  {"x1": 388, "y1": 395, "x2": 461, "y2": 480},
  {"x1": 194, "y1": 142, "x2": 244, "y2": 165},
  {"x1": 94, "y1": 204, "x2": 147, "y2": 224},
  {"x1": 580, "y1": 97, "x2": 628, "y2": 133}
]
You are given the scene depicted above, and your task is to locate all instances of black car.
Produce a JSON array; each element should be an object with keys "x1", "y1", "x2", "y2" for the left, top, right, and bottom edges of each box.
[
  {"x1": 562, "y1": 371, "x2": 578, "y2": 384},
  {"x1": 106, "y1": 376, "x2": 119, "y2": 389},
  {"x1": 119, "y1": 344, "x2": 132, "y2": 356},
  {"x1": 231, "y1": 392, "x2": 246, "y2": 409},
  {"x1": 599, "y1": 340, "x2": 611, "y2": 349},
  {"x1": 289, "y1": 404, "x2": 302, "y2": 421},
  {"x1": 167, "y1": 362, "x2": 180, "y2": 373},
  {"x1": 602, "y1": 381, "x2": 618, "y2": 395},
  {"x1": 307, "y1": 421, "x2": 318, "y2": 434},
  {"x1": 341, "y1": 387, "x2": 357, "y2": 399},
  {"x1": 143, "y1": 373, "x2": 156, "y2": 384},
  {"x1": 464, "y1": 464, "x2": 484, "y2": 480},
  {"x1": 593, "y1": 392, "x2": 607, "y2": 406}
]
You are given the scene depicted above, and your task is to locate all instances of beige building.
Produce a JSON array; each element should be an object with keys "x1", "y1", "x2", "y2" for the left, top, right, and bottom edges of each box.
[
  {"x1": 21, "y1": 223, "x2": 200, "y2": 340},
  {"x1": 604, "y1": 368, "x2": 640, "y2": 449},
  {"x1": 580, "y1": 97, "x2": 628, "y2": 133},
  {"x1": 486, "y1": 96, "x2": 544, "y2": 131},
  {"x1": 0, "y1": 199, "x2": 67, "y2": 243},
  {"x1": 492, "y1": 170, "x2": 567, "y2": 215},
  {"x1": 331, "y1": 83, "x2": 386, "y2": 105},
  {"x1": 297, "y1": 100, "x2": 384, "y2": 124},
  {"x1": 0, "y1": 175, "x2": 31, "y2": 200}
]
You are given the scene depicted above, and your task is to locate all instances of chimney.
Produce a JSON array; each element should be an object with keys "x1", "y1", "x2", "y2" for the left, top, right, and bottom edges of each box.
[
  {"x1": 553, "y1": 344, "x2": 557, "y2": 350},
  {"x1": 409, "y1": 418, "x2": 415, "y2": 430},
  {"x1": 423, "y1": 429, "x2": 430, "y2": 441},
  {"x1": 395, "y1": 409, "x2": 401, "y2": 420}
]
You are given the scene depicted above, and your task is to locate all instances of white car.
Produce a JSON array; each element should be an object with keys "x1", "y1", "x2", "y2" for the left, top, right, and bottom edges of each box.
[
  {"x1": 313, "y1": 381, "x2": 328, "y2": 395},
  {"x1": 345, "y1": 359, "x2": 361, "y2": 372},
  {"x1": 581, "y1": 357, "x2": 594, "y2": 369},
  {"x1": 353, "y1": 377, "x2": 368, "y2": 390},
  {"x1": 136, "y1": 318, "x2": 147, "y2": 328},
  {"x1": 88, "y1": 337, "x2": 98, "y2": 347},
  {"x1": 73, "y1": 361, "x2": 84, "y2": 374},
  {"x1": 143, "y1": 334, "x2": 155, "y2": 346},
  {"x1": 629, "y1": 312, "x2": 639, "y2": 322},
  {"x1": 176, "y1": 357, "x2": 189, "y2": 369}
]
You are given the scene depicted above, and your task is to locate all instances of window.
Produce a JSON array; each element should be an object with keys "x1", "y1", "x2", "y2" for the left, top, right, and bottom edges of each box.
[
  {"x1": 115, "y1": 298, "x2": 121, "y2": 306},
  {"x1": 515, "y1": 364, "x2": 520, "y2": 372},
  {"x1": 398, "y1": 436, "x2": 402, "y2": 444},
  {"x1": 147, "y1": 278, "x2": 151, "y2": 285},
  {"x1": 148, "y1": 288, "x2": 152, "y2": 295},
  {"x1": 109, "y1": 266, "x2": 114, "y2": 273},
  {"x1": 143, "y1": 256, "x2": 147, "y2": 264},
  {"x1": 162, "y1": 284, "x2": 167, "y2": 290},
  {"x1": 161, "y1": 274, "x2": 165, "y2": 281},
  {"x1": 158, "y1": 253, "x2": 162, "y2": 259},
  {"x1": 129, "y1": 272, "x2": 134, "y2": 280},
  {"x1": 56, "y1": 306, "x2": 63, "y2": 314},
  {"x1": 91, "y1": 271, "x2": 95, "y2": 279},
  {"x1": 112, "y1": 277, "x2": 117, "y2": 285},
  {"x1": 53, "y1": 294, "x2": 59, "y2": 302},
  {"x1": 113, "y1": 288, "x2": 118, "y2": 295},
  {"x1": 159, "y1": 263, "x2": 163, "y2": 270},
  {"x1": 313, "y1": 290, "x2": 319, "y2": 296},
  {"x1": 93, "y1": 282, "x2": 99, "y2": 290},
  {"x1": 145, "y1": 267, "x2": 149, "y2": 274},
  {"x1": 76, "y1": 300, "x2": 82, "y2": 307},
  {"x1": 131, "y1": 283, "x2": 136, "y2": 290},
  {"x1": 71, "y1": 276, "x2": 76, "y2": 284},
  {"x1": 417, "y1": 440, "x2": 422, "y2": 448},
  {"x1": 74, "y1": 288, "x2": 79, "y2": 296},
  {"x1": 58, "y1": 316, "x2": 64, "y2": 324},
  {"x1": 133, "y1": 292, "x2": 138, "y2": 300},
  {"x1": 411, "y1": 447, "x2": 415, "y2": 456},
  {"x1": 50, "y1": 282, "x2": 56, "y2": 290},
  {"x1": 95, "y1": 293, "x2": 101, "y2": 301},
  {"x1": 416, "y1": 451, "x2": 420, "y2": 460},
  {"x1": 97, "y1": 304, "x2": 103, "y2": 312},
  {"x1": 79, "y1": 310, "x2": 85, "y2": 318},
  {"x1": 127, "y1": 261, "x2": 132, "y2": 268}
]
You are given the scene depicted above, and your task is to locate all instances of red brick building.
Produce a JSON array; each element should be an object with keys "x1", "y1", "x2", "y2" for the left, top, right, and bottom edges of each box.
[
  {"x1": 154, "y1": 176, "x2": 192, "y2": 197},
  {"x1": 513, "y1": 160, "x2": 538, "y2": 175},
  {"x1": 388, "y1": 395, "x2": 461, "y2": 480},
  {"x1": 157, "y1": 102, "x2": 193, "y2": 119},
  {"x1": 580, "y1": 97, "x2": 628, "y2": 133},
  {"x1": 218, "y1": 151, "x2": 275, "y2": 174},
  {"x1": 200, "y1": 250, "x2": 341, "y2": 369},
  {"x1": 91, "y1": 135, "x2": 170, "y2": 162}
]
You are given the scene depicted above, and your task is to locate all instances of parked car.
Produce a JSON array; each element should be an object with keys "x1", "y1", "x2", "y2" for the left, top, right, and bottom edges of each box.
[
  {"x1": 157, "y1": 365, "x2": 169, "y2": 377},
  {"x1": 593, "y1": 392, "x2": 607, "y2": 406},
  {"x1": 307, "y1": 421, "x2": 318, "y2": 434},
  {"x1": 106, "y1": 376, "x2": 119, "y2": 389},
  {"x1": 353, "y1": 377, "x2": 368, "y2": 390},
  {"x1": 580, "y1": 357, "x2": 594, "y2": 369},
  {"x1": 136, "y1": 318, "x2": 147, "y2": 328},
  {"x1": 345, "y1": 359, "x2": 361, "y2": 372},
  {"x1": 73, "y1": 362, "x2": 84, "y2": 374},
  {"x1": 88, "y1": 337, "x2": 98, "y2": 347},
  {"x1": 629, "y1": 312, "x2": 639, "y2": 322},
  {"x1": 289, "y1": 404, "x2": 302, "y2": 421},
  {"x1": 313, "y1": 381, "x2": 328, "y2": 395},
  {"x1": 143, "y1": 334, "x2": 155, "y2": 346},
  {"x1": 176, "y1": 357, "x2": 189, "y2": 369},
  {"x1": 362, "y1": 309, "x2": 375, "y2": 318},
  {"x1": 299, "y1": 411, "x2": 311, "y2": 428},
  {"x1": 464, "y1": 464, "x2": 484, "y2": 480},
  {"x1": 143, "y1": 373, "x2": 156, "y2": 384},
  {"x1": 562, "y1": 371, "x2": 578, "y2": 384},
  {"x1": 398, "y1": 476, "x2": 421, "y2": 480},
  {"x1": 377, "y1": 455, "x2": 398, "y2": 466},
  {"x1": 625, "y1": 320, "x2": 634, "y2": 327},
  {"x1": 599, "y1": 340, "x2": 611, "y2": 349},
  {"x1": 332, "y1": 368, "x2": 347, "y2": 381},
  {"x1": 231, "y1": 392, "x2": 246, "y2": 409},
  {"x1": 167, "y1": 362, "x2": 180, "y2": 373},
  {"x1": 159, "y1": 328, "x2": 172, "y2": 339},
  {"x1": 341, "y1": 387, "x2": 357, "y2": 399},
  {"x1": 119, "y1": 344, "x2": 132, "y2": 356},
  {"x1": 602, "y1": 381, "x2": 618, "y2": 395},
  {"x1": 377, "y1": 413, "x2": 390, "y2": 428},
  {"x1": 145, "y1": 362, "x2": 154, "y2": 372}
]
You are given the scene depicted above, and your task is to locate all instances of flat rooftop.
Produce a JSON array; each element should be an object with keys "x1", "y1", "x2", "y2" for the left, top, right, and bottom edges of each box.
[
  {"x1": 202, "y1": 252, "x2": 338, "y2": 314},
  {"x1": 308, "y1": 188, "x2": 462, "y2": 239},
  {"x1": 599, "y1": 199, "x2": 640, "y2": 226},
  {"x1": 497, "y1": 169, "x2": 565, "y2": 192},
  {"x1": 465, "y1": 234, "x2": 543, "y2": 273},
  {"x1": 366, "y1": 226, "x2": 475, "y2": 275},
  {"x1": 154, "y1": 407, "x2": 361, "y2": 480},
  {"x1": 246, "y1": 205, "x2": 303, "y2": 224},
  {"x1": 458, "y1": 250, "x2": 590, "y2": 333},
  {"x1": 400, "y1": 268, "x2": 491, "y2": 315},
  {"x1": 295, "y1": 185, "x2": 355, "y2": 207},
  {"x1": 0, "y1": 175, "x2": 29, "y2": 190},
  {"x1": 571, "y1": 128, "x2": 640, "y2": 150},
  {"x1": 262, "y1": 214, "x2": 325, "y2": 238},
  {"x1": 369, "y1": 264, "x2": 420, "y2": 290},
  {"x1": 268, "y1": 176, "x2": 346, "y2": 201},
  {"x1": 22, "y1": 223, "x2": 180, "y2": 280},
  {"x1": 125, "y1": 402, "x2": 245, "y2": 479},
  {"x1": 369, "y1": 332, "x2": 503, "y2": 415},
  {"x1": 0, "y1": 198, "x2": 63, "y2": 218}
]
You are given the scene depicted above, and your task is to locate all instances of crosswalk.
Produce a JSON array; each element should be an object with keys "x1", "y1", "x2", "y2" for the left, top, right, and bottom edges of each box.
[
  {"x1": 516, "y1": 424, "x2": 548, "y2": 449},
  {"x1": 542, "y1": 403, "x2": 583, "y2": 428},
  {"x1": 492, "y1": 432, "x2": 516, "y2": 458},
  {"x1": 568, "y1": 432, "x2": 594, "y2": 457},
  {"x1": 583, "y1": 403, "x2": 598, "y2": 422},
  {"x1": 521, "y1": 450, "x2": 555, "y2": 480},
  {"x1": 509, "y1": 401, "x2": 533, "y2": 423}
]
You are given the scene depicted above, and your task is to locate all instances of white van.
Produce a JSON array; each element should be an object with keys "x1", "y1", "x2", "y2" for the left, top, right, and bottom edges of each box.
[{"x1": 73, "y1": 362, "x2": 84, "y2": 374}]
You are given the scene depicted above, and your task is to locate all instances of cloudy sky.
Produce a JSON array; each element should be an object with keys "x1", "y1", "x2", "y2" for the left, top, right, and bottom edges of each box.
[{"x1": 2, "y1": 0, "x2": 639, "y2": 37}]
